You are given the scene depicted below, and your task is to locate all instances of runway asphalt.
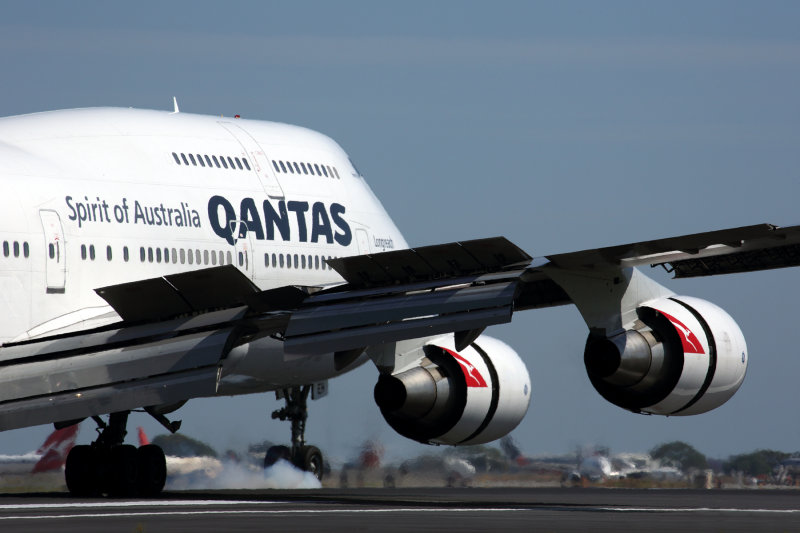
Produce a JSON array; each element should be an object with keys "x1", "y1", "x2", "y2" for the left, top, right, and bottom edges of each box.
[{"x1": 0, "y1": 487, "x2": 797, "y2": 532}]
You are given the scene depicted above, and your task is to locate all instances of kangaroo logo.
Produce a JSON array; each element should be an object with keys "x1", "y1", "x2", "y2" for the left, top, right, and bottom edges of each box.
[
  {"x1": 442, "y1": 347, "x2": 488, "y2": 388},
  {"x1": 660, "y1": 311, "x2": 705, "y2": 355}
]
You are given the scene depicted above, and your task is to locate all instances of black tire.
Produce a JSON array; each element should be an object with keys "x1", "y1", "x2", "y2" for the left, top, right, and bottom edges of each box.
[
  {"x1": 65, "y1": 445, "x2": 99, "y2": 497},
  {"x1": 108, "y1": 444, "x2": 139, "y2": 497},
  {"x1": 296, "y1": 445, "x2": 324, "y2": 481},
  {"x1": 264, "y1": 445, "x2": 291, "y2": 468},
  {"x1": 137, "y1": 444, "x2": 167, "y2": 497}
]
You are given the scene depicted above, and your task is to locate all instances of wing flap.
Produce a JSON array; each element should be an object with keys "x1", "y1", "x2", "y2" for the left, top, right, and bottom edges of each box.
[
  {"x1": 0, "y1": 328, "x2": 233, "y2": 404},
  {"x1": 95, "y1": 265, "x2": 260, "y2": 322},
  {"x1": 545, "y1": 223, "x2": 800, "y2": 275},
  {"x1": 327, "y1": 236, "x2": 532, "y2": 288},
  {"x1": 661, "y1": 241, "x2": 800, "y2": 278},
  {"x1": 284, "y1": 280, "x2": 518, "y2": 355},
  {"x1": 0, "y1": 368, "x2": 218, "y2": 432}
]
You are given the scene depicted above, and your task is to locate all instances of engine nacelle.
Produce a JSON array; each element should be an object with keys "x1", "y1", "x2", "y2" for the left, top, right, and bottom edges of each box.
[
  {"x1": 373, "y1": 336, "x2": 531, "y2": 445},
  {"x1": 584, "y1": 296, "x2": 747, "y2": 416}
]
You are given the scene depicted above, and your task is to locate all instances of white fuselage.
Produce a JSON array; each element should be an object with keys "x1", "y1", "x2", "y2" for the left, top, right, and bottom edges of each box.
[{"x1": 0, "y1": 107, "x2": 408, "y2": 395}]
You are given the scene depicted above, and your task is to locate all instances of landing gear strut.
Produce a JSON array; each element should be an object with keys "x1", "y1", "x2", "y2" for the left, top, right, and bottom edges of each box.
[
  {"x1": 64, "y1": 411, "x2": 167, "y2": 497},
  {"x1": 266, "y1": 386, "x2": 324, "y2": 480}
]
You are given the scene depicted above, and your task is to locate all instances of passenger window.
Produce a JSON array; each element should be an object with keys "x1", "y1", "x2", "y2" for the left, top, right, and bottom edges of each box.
[
  {"x1": 308, "y1": 163, "x2": 315, "y2": 175},
  {"x1": 293, "y1": 162, "x2": 301, "y2": 174},
  {"x1": 172, "y1": 152, "x2": 181, "y2": 165},
  {"x1": 279, "y1": 161, "x2": 287, "y2": 173},
  {"x1": 314, "y1": 256, "x2": 319, "y2": 269},
  {"x1": 226, "y1": 251, "x2": 232, "y2": 265},
  {"x1": 187, "y1": 249, "x2": 193, "y2": 265},
  {"x1": 124, "y1": 246, "x2": 129, "y2": 262},
  {"x1": 242, "y1": 159, "x2": 251, "y2": 171},
  {"x1": 314, "y1": 164, "x2": 321, "y2": 175},
  {"x1": 301, "y1": 255, "x2": 306, "y2": 269},
  {"x1": 279, "y1": 254, "x2": 284, "y2": 268},
  {"x1": 321, "y1": 166, "x2": 329, "y2": 177},
  {"x1": 333, "y1": 167, "x2": 340, "y2": 179},
  {"x1": 272, "y1": 253, "x2": 277, "y2": 267},
  {"x1": 148, "y1": 247, "x2": 154, "y2": 263},
  {"x1": 234, "y1": 157, "x2": 243, "y2": 170},
  {"x1": 189, "y1": 154, "x2": 197, "y2": 166},
  {"x1": 300, "y1": 162, "x2": 308, "y2": 174},
  {"x1": 204, "y1": 155, "x2": 213, "y2": 167},
  {"x1": 220, "y1": 157, "x2": 228, "y2": 169},
  {"x1": 238, "y1": 251, "x2": 243, "y2": 267},
  {"x1": 217, "y1": 251, "x2": 223, "y2": 265},
  {"x1": 203, "y1": 250, "x2": 209, "y2": 264},
  {"x1": 106, "y1": 245, "x2": 112, "y2": 261},
  {"x1": 164, "y1": 248, "x2": 170, "y2": 263},
  {"x1": 264, "y1": 253, "x2": 269, "y2": 267},
  {"x1": 140, "y1": 247, "x2": 145, "y2": 262},
  {"x1": 212, "y1": 155, "x2": 220, "y2": 168},
  {"x1": 181, "y1": 153, "x2": 189, "y2": 165},
  {"x1": 81, "y1": 244, "x2": 87, "y2": 260},
  {"x1": 227, "y1": 157, "x2": 235, "y2": 169},
  {"x1": 156, "y1": 248, "x2": 162, "y2": 263},
  {"x1": 272, "y1": 160, "x2": 280, "y2": 172},
  {"x1": 211, "y1": 251, "x2": 217, "y2": 265},
  {"x1": 286, "y1": 161, "x2": 294, "y2": 174},
  {"x1": 197, "y1": 154, "x2": 205, "y2": 167},
  {"x1": 180, "y1": 248, "x2": 186, "y2": 264},
  {"x1": 294, "y1": 254, "x2": 299, "y2": 268},
  {"x1": 49, "y1": 243, "x2": 55, "y2": 259},
  {"x1": 172, "y1": 248, "x2": 178, "y2": 264},
  {"x1": 89, "y1": 245, "x2": 95, "y2": 260}
]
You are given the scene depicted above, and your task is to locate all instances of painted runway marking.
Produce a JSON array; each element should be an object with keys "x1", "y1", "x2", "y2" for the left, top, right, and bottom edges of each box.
[
  {"x1": 0, "y1": 504, "x2": 799, "y2": 521},
  {"x1": 598, "y1": 507, "x2": 800, "y2": 513},
  {"x1": 0, "y1": 508, "x2": 523, "y2": 520},
  {"x1": 2, "y1": 496, "x2": 800, "y2": 522},
  {"x1": 0, "y1": 500, "x2": 271, "y2": 510}
]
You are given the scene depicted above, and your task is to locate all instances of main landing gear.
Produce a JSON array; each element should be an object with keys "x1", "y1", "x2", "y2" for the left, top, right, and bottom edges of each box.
[
  {"x1": 265, "y1": 386, "x2": 324, "y2": 480},
  {"x1": 64, "y1": 411, "x2": 168, "y2": 497}
]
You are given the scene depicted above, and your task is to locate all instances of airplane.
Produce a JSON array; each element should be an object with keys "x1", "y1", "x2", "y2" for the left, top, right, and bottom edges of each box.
[
  {"x1": 574, "y1": 452, "x2": 683, "y2": 484},
  {"x1": 0, "y1": 103, "x2": 799, "y2": 497},
  {"x1": 0, "y1": 424, "x2": 78, "y2": 476}
]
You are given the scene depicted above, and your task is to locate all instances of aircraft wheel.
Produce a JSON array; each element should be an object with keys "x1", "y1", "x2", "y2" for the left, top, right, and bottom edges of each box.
[
  {"x1": 108, "y1": 444, "x2": 139, "y2": 497},
  {"x1": 296, "y1": 445, "x2": 324, "y2": 481},
  {"x1": 264, "y1": 445, "x2": 291, "y2": 468},
  {"x1": 65, "y1": 445, "x2": 99, "y2": 497},
  {"x1": 137, "y1": 444, "x2": 167, "y2": 497}
]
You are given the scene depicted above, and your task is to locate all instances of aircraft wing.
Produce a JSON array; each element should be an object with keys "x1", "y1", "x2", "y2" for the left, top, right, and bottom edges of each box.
[{"x1": 1, "y1": 224, "x2": 798, "y2": 431}]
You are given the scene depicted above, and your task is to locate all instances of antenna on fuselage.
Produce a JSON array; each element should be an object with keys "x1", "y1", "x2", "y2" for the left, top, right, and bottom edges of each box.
[{"x1": 171, "y1": 96, "x2": 180, "y2": 114}]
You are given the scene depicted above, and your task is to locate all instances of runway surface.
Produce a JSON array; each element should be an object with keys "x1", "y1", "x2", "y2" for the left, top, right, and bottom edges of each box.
[{"x1": 0, "y1": 488, "x2": 798, "y2": 532}]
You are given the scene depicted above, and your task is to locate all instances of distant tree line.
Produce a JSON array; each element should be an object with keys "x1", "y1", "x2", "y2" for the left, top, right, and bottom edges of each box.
[
  {"x1": 649, "y1": 441, "x2": 798, "y2": 477},
  {"x1": 151, "y1": 433, "x2": 218, "y2": 458}
]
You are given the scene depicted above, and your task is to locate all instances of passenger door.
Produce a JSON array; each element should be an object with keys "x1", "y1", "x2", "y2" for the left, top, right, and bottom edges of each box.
[{"x1": 39, "y1": 210, "x2": 66, "y2": 293}]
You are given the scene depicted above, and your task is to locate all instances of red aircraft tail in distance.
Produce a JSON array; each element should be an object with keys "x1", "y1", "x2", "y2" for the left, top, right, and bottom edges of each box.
[{"x1": 30, "y1": 425, "x2": 79, "y2": 473}]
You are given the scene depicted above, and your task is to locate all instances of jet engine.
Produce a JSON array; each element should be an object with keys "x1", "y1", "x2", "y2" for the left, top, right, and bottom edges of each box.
[
  {"x1": 373, "y1": 336, "x2": 531, "y2": 445},
  {"x1": 584, "y1": 296, "x2": 747, "y2": 416}
]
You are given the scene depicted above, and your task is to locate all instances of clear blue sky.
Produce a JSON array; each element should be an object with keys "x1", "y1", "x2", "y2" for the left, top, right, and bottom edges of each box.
[{"x1": 1, "y1": 1, "x2": 799, "y2": 463}]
